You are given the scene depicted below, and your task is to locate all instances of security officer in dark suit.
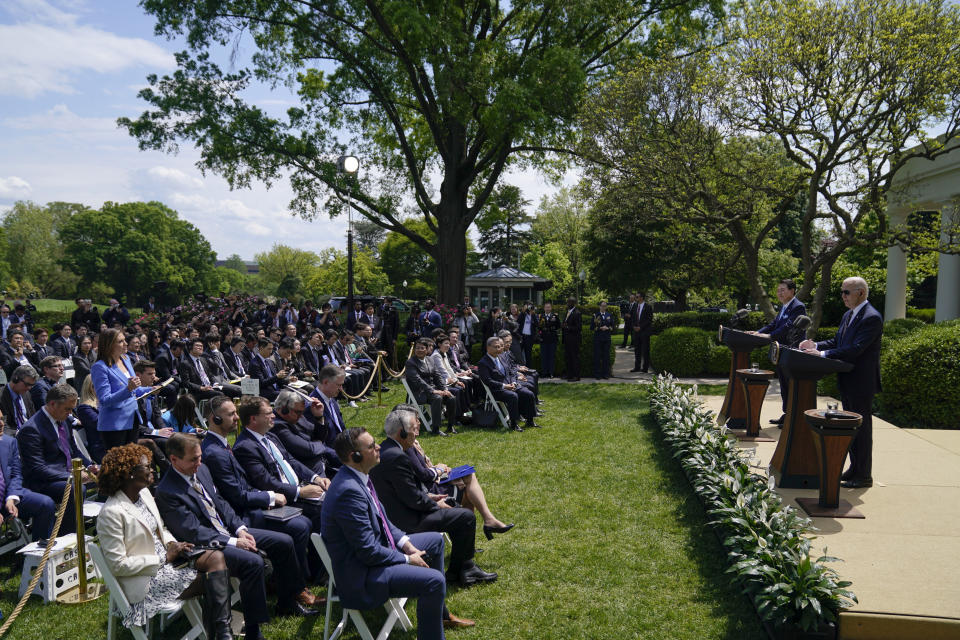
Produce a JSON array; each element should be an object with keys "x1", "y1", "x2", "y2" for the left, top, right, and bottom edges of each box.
[
  {"x1": 630, "y1": 293, "x2": 654, "y2": 373},
  {"x1": 591, "y1": 301, "x2": 615, "y2": 379},
  {"x1": 800, "y1": 277, "x2": 882, "y2": 488},
  {"x1": 561, "y1": 297, "x2": 582, "y2": 381}
]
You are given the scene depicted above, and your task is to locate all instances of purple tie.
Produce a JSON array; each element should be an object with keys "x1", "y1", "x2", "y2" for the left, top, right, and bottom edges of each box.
[
  {"x1": 0, "y1": 453, "x2": 6, "y2": 500},
  {"x1": 57, "y1": 420, "x2": 72, "y2": 468},
  {"x1": 366, "y1": 478, "x2": 397, "y2": 550}
]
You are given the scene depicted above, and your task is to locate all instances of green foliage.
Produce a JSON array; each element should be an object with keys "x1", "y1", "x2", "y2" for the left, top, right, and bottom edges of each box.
[
  {"x1": 304, "y1": 248, "x2": 391, "y2": 299},
  {"x1": 879, "y1": 323, "x2": 960, "y2": 428},
  {"x1": 530, "y1": 188, "x2": 592, "y2": 299},
  {"x1": 519, "y1": 241, "x2": 573, "y2": 298},
  {"x1": 222, "y1": 254, "x2": 248, "y2": 273},
  {"x1": 255, "y1": 244, "x2": 321, "y2": 298},
  {"x1": 649, "y1": 376, "x2": 856, "y2": 631},
  {"x1": 906, "y1": 307, "x2": 936, "y2": 323},
  {"x1": 2, "y1": 201, "x2": 83, "y2": 297},
  {"x1": 650, "y1": 327, "x2": 713, "y2": 376},
  {"x1": 474, "y1": 185, "x2": 533, "y2": 267},
  {"x1": 58, "y1": 201, "x2": 216, "y2": 302},
  {"x1": 652, "y1": 311, "x2": 766, "y2": 334},
  {"x1": 124, "y1": 0, "x2": 721, "y2": 303},
  {"x1": 379, "y1": 220, "x2": 437, "y2": 299},
  {"x1": 882, "y1": 318, "x2": 926, "y2": 341}
]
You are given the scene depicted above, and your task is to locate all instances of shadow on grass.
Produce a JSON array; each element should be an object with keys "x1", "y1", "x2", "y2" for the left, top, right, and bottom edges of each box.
[{"x1": 636, "y1": 410, "x2": 768, "y2": 640}]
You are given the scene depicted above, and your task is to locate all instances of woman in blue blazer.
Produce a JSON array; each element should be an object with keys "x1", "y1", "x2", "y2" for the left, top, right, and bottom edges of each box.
[{"x1": 91, "y1": 329, "x2": 152, "y2": 452}]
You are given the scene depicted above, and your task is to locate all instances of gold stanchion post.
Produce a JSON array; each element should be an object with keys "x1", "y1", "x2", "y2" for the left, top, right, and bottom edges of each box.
[
  {"x1": 57, "y1": 459, "x2": 105, "y2": 604},
  {"x1": 375, "y1": 354, "x2": 385, "y2": 407}
]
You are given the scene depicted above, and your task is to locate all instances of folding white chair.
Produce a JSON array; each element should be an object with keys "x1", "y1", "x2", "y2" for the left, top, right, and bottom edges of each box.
[
  {"x1": 480, "y1": 380, "x2": 512, "y2": 430},
  {"x1": 89, "y1": 543, "x2": 206, "y2": 640},
  {"x1": 72, "y1": 428, "x2": 93, "y2": 463},
  {"x1": 399, "y1": 378, "x2": 432, "y2": 431},
  {"x1": 310, "y1": 533, "x2": 412, "y2": 640}
]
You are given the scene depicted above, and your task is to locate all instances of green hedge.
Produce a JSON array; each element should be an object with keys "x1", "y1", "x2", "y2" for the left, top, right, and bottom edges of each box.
[
  {"x1": 652, "y1": 311, "x2": 766, "y2": 334},
  {"x1": 650, "y1": 327, "x2": 712, "y2": 377},
  {"x1": 878, "y1": 322, "x2": 960, "y2": 428},
  {"x1": 28, "y1": 310, "x2": 72, "y2": 332},
  {"x1": 906, "y1": 308, "x2": 936, "y2": 323}
]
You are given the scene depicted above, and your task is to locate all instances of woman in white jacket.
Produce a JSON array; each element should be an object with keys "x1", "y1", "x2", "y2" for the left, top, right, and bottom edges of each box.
[{"x1": 96, "y1": 443, "x2": 234, "y2": 639}]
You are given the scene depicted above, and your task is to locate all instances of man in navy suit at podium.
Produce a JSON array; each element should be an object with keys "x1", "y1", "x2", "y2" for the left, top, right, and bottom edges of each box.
[
  {"x1": 800, "y1": 276, "x2": 882, "y2": 488},
  {"x1": 755, "y1": 279, "x2": 806, "y2": 425}
]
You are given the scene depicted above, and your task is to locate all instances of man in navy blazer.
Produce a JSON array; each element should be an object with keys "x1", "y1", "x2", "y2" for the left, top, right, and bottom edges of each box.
[
  {"x1": 800, "y1": 276, "x2": 882, "y2": 487},
  {"x1": 155, "y1": 433, "x2": 317, "y2": 640},
  {"x1": 201, "y1": 396, "x2": 322, "y2": 608},
  {"x1": 755, "y1": 279, "x2": 807, "y2": 423},
  {"x1": 233, "y1": 396, "x2": 328, "y2": 530},
  {"x1": 321, "y1": 427, "x2": 473, "y2": 639},
  {"x1": 0, "y1": 417, "x2": 56, "y2": 541},
  {"x1": 16, "y1": 383, "x2": 94, "y2": 535},
  {"x1": 476, "y1": 337, "x2": 536, "y2": 431},
  {"x1": 307, "y1": 365, "x2": 347, "y2": 468},
  {"x1": 272, "y1": 389, "x2": 329, "y2": 477}
]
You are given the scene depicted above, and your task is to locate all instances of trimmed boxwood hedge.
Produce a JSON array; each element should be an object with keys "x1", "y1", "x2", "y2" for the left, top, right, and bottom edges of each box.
[
  {"x1": 652, "y1": 310, "x2": 766, "y2": 334},
  {"x1": 878, "y1": 321, "x2": 960, "y2": 429},
  {"x1": 650, "y1": 327, "x2": 712, "y2": 377}
]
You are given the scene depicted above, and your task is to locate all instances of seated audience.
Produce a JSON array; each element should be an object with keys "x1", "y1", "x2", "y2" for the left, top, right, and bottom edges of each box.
[
  {"x1": 180, "y1": 338, "x2": 228, "y2": 401},
  {"x1": 162, "y1": 394, "x2": 204, "y2": 434},
  {"x1": 2, "y1": 365, "x2": 38, "y2": 436},
  {"x1": 307, "y1": 365, "x2": 348, "y2": 466},
  {"x1": 321, "y1": 427, "x2": 474, "y2": 639},
  {"x1": 0, "y1": 414, "x2": 56, "y2": 541},
  {"x1": 476, "y1": 337, "x2": 538, "y2": 431},
  {"x1": 405, "y1": 338, "x2": 458, "y2": 436},
  {"x1": 201, "y1": 396, "x2": 321, "y2": 606},
  {"x1": 30, "y1": 355, "x2": 65, "y2": 409},
  {"x1": 246, "y1": 339, "x2": 288, "y2": 402},
  {"x1": 370, "y1": 409, "x2": 497, "y2": 587},
  {"x1": 155, "y1": 433, "x2": 318, "y2": 640},
  {"x1": 233, "y1": 396, "x2": 329, "y2": 531},
  {"x1": 96, "y1": 443, "x2": 233, "y2": 639},
  {"x1": 393, "y1": 404, "x2": 513, "y2": 538},
  {"x1": 76, "y1": 376, "x2": 107, "y2": 464},
  {"x1": 51, "y1": 323, "x2": 77, "y2": 358},
  {"x1": 17, "y1": 383, "x2": 96, "y2": 535},
  {"x1": 271, "y1": 389, "x2": 329, "y2": 477}
]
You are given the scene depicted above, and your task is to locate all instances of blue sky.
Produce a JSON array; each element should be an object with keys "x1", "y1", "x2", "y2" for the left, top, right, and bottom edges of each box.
[{"x1": 0, "y1": 0, "x2": 564, "y2": 261}]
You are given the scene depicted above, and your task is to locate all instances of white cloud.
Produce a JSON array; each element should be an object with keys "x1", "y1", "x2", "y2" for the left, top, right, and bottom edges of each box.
[
  {"x1": 245, "y1": 222, "x2": 272, "y2": 236},
  {"x1": 0, "y1": 176, "x2": 32, "y2": 196},
  {"x1": 0, "y1": 14, "x2": 174, "y2": 98},
  {"x1": 147, "y1": 166, "x2": 204, "y2": 189},
  {"x1": 3, "y1": 103, "x2": 117, "y2": 132}
]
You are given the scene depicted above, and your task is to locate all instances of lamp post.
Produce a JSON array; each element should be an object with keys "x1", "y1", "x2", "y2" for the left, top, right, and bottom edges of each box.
[
  {"x1": 402, "y1": 279, "x2": 408, "y2": 301},
  {"x1": 578, "y1": 269, "x2": 586, "y2": 302},
  {"x1": 338, "y1": 155, "x2": 360, "y2": 309}
]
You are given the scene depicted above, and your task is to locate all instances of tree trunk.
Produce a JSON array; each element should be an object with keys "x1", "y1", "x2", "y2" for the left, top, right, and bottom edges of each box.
[
  {"x1": 433, "y1": 191, "x2": 469, "y2": 304},
  {"x1": 808, "y1": 260, "x2": 833, "y2": 334},
  {"x1": 731, "y1": 222, "x2": 776, "y2": 319}
]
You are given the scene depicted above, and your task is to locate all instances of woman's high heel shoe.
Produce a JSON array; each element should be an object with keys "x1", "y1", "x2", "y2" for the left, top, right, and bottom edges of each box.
[{"x1": 483, "y1": 523, "x2": 515, "y2": 540}]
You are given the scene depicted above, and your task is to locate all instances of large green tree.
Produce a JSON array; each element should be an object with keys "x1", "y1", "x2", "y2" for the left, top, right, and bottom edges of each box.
[
  {"x1": 255, "y1": 244, "x2": 322, "y2": 298},
  {"x1": 121, "y1": 0, "x2": 722, "y2": 304},
  {"x1": 304, "y1": 248, "x2": 391, "y2": 299},
  {"x1": 59, "y1": 201, "x2": 216, "y2": 301},
  {"x1": 722, "y1": 0, "x2": 960, "y2": 327},
  {"x1": 474, "y1": 185, "x2": 533, "y2": 268},
  {"x1": 2, "y1": 201, "x2": 83, "y2": 297}
]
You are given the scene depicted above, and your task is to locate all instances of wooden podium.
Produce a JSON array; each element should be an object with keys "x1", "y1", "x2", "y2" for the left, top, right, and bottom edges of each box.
[
  {"x1": 717, "y1": 326, "x2": 771, "y2": 429},
  {"x1": 734, "y1": 368, "x2": 776, "y2": 441},
  {"x1": 768, "y1": 344, "x2": 853, "y2": 489},
  {"x1": 795, "y1": 409, "x2": 865, "y2": 519}
]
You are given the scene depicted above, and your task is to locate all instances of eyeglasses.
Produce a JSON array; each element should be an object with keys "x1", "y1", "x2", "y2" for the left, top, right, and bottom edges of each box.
[{"x1": 841, "y1": 289, "x2": 858, "y2": 296}]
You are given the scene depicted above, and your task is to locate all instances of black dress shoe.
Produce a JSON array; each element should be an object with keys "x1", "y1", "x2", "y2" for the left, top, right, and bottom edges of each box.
[
  {"x1": 380, "y1": 386, "x2": 391, "y2": 392},
  {"x1": 535, "y1": 410, "x2": 545, "y2": 417},
  {"x1": 525, "y1": 420, "x2": 541, "y2": 429},
  {"x1": 448, "y1": 564, "x2": 498, "y2": 586},
  {"x1": 276, "y1": 602, "x2": 320, "y2": 617},
  {"x1": 432, "y1": 429, "x2": 450, "y2": 437},
  {"x1": 445, "y1": 425, "x2": 459, "y2": 435},
  {"x1": 769, "y1": 415, "x2": 785, "y2": 425},
  {"x1": 510, "y1": 423, "x2": 524, "y2": 432},
  {"x1": 840, "y1": 468, "x2": 856, "y2": 482},
  {"x1": 536, "y1": 400, "x2": 545, "y2": 405},
  {"x1": 629, "y1": 368, "x2": 642, "y2": 372},
  {"x1": 841, "y1": 477, "x2": 873, "y2": 488},
  {"x1": 483, "y1": 523, "x2": 515, "y2": 540}
]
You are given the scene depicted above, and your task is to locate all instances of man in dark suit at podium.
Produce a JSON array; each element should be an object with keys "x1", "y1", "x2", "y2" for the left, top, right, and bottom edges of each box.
[
  {"x1": 756, "y1": 279, "x2": 806, "y2": 425},
  {"x1": 800, "y1": 276, "x2": 882, "y2": 488}
]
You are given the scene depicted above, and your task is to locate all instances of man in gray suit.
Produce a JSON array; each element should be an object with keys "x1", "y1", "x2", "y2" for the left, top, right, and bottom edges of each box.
[{"x1": 404, "y1": 338, "x2": 457, "y2": 436}]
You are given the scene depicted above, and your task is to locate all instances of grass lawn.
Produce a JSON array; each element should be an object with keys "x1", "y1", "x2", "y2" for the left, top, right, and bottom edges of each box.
[
  {"x1": 18, "y1": 299, "x2": 143, "y2": 316},
  {"x1": 0, "y1": 383, "x2": 764, "y2": 640}
]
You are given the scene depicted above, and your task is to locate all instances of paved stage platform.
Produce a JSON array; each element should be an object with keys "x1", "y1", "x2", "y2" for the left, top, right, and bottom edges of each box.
[{"x1": 699, "y1": 392, "x2": 960, "y2": 640}]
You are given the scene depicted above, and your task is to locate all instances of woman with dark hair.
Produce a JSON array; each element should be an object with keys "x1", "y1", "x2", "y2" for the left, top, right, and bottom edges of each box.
[
  {"x1": 161, "y1": 395, "x2": 202, "y2": 434},
  {"x1": 76, "y1": 375, "x2": 107, "y2": 463},
  {"x1": 97, "y1": 443, "x2": 233, "y2": 639},
  {"x1": 91, "y1": 328, "x2": 153, "y2": 451},
  {"x1": 405, "y1": 302, "x2": 422, "y2": 342},
  {"x1": 317, "y1": 302, "x2": 340, "y2": 333},
  {"x1": 72, "y1": 334, "x2": 96, "y2": 393},
  {"x1": 145, "y1": 329, "x2": 162, "y2": 360}
]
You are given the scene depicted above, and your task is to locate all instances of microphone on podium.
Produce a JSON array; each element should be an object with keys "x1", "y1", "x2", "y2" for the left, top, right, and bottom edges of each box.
[
  {"x1": 787, "y1": 315, "x2": 811, "y2": 346},
  {"x1": 729, "y1": 308, "x2": 751, "y2": 329}
]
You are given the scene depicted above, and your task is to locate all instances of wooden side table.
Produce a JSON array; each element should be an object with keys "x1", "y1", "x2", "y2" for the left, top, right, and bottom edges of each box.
[
  {"x1": 733, "y1": 368, "x2": 776, "y2": 442},
  {"x1": 795, "y1": 409, "x2": 865, "y2": 519}
]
